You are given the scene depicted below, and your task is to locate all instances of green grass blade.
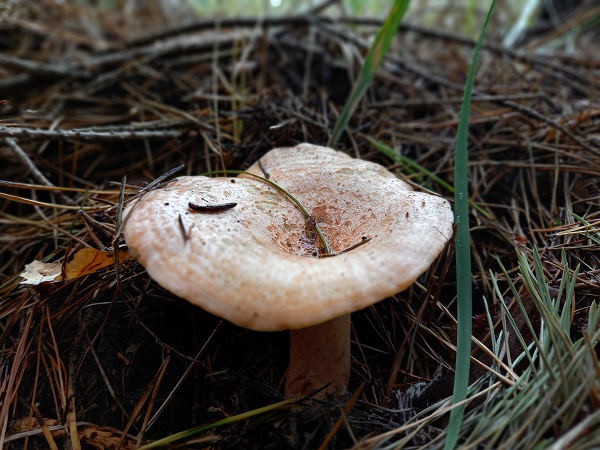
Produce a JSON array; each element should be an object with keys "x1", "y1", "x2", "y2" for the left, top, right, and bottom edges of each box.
[
  {"x1": 137, "y1": 398, "x2": 293, "y2": 449},
  {"x1": 571, "y1": 213, "x2": 600, "y2": 245},
  {"x1": 328, "y1": 0, "x2": 410, "y2": 148},
  {"x1": 371, "y1": 139, "x2": 453, "y2": 190},
  {"x1": 445, "y1": 1, "x2": 497, "y2": 449},
  {"x1": 371, "y1": 139, "x2": 490, "y2": 217}
]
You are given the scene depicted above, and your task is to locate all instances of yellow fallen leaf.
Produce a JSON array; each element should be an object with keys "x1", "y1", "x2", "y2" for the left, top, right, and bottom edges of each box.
[
  {"x1": 20, "y1": 248, "x2": 132, "y2": 285},
  {"x1": 61, "y1": 247, "x2": 132, "y2": 280}
]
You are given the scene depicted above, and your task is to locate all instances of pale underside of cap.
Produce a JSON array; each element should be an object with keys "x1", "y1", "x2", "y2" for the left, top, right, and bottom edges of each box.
[{"x1": 123, "y1": 144, "x2": 453, "y2": 331}]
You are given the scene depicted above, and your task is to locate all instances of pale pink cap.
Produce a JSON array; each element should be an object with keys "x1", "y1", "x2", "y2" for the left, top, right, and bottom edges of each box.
[{"x1": 123, "y1": 144, "x2": 453, "y2": 331}]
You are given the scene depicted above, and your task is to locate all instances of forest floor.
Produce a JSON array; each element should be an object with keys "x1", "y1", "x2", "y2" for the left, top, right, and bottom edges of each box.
[{"x1": 1, "y1": 2, "x2": 599, "y2": 449}]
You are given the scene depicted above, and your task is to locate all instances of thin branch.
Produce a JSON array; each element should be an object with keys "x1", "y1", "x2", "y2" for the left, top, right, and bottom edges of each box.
[
  {"x1": 0, "y1": 126, "x2": 181, "y2": 141},
  {"x1": 4, "y1": 137, "x2": 77, "y2": 206},
  {"x1": 0, "y1": 54, "x2": 90, "y2": 78}
]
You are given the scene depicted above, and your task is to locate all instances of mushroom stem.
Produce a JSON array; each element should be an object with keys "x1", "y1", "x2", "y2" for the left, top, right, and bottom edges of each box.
[{"x1": 285, "y1": 314, "x2": 351, "y2": 399}]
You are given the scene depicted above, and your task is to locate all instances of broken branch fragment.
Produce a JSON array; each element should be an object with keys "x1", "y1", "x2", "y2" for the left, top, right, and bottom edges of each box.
[{"x1": 187, "y1": 201, "x2": 237, "y2": 212}]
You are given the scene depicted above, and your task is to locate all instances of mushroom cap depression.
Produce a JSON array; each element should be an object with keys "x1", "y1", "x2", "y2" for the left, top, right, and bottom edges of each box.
[{"x1": 123, "y1": 144, "x2": 453, "y2": 331}]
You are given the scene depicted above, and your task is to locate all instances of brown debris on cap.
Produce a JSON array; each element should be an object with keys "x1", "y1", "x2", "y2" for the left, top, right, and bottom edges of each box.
[{"x1": 123, "y1": 143, "x2": 453, "y2": 331}]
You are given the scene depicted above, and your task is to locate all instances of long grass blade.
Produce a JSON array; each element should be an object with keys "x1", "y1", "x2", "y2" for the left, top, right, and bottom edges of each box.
[
  {"x1": 136, "y1": 398, "x2": 293, "y2": 449},
  {"x1": 445, "y1": 2, "x2": 497, "y2": 449},
  {"x1": 371, "y1": 138, "x2": 490, "y2": 217},
  {"x1": 328, "y1": 0, "x2": 410, "y2": 148}
]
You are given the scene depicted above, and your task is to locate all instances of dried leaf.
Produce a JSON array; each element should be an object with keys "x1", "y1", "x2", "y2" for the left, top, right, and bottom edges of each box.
[
  {"x1": 19, "y1": 260, "x2": 62, "y2": 285},
  {"x1": 60, "y1": 248, "x2": 131, "y2": 281},
  {"x1": 9, "y1": 417, "x2": 137, "y2": 449},
  {"x1": 20, "y1": 248, "x2": 132, "y2": 285}
]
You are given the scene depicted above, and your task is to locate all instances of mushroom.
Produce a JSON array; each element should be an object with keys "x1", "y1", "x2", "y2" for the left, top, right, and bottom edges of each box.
[{"x1": 123, "y1": 143, "x2": 453, "y2": 398}]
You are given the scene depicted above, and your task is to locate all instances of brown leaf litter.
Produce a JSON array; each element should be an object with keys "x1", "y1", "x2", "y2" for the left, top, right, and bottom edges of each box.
[{"x1": 0, "y1": 1, "x2": 599, "y2": 449}]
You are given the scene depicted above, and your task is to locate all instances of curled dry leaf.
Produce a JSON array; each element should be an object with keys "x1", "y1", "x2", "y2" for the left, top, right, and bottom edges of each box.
[
  {"x1": 60, "y1": 247, "x2": 131, "y2": 281},
  {"x1": 20, "y1": 260, "x2": 62, "y2": 285},
  {"x1": 20, "y1": 248, "x2": 131, "y2": 285}
]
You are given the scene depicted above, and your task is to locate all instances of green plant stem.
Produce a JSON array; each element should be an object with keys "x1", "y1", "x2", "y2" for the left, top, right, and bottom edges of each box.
[
  {"x1": 137, "y1": 398, "x2": 293, "y2": 449},
  {"x1": 328, "y1": 0, "x2": 410, "y2": 148},
  {"x1": 445, "y1": 1, "x2": 497, "y2": 449},
  {"x1": 370, "y1": 139, "x2": 490, "y2": 218}
]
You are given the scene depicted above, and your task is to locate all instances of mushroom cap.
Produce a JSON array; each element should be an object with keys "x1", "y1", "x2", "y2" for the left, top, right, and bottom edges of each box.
[{"x1": 123, "y1": 144, "x2": 453, "y2": 331}]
